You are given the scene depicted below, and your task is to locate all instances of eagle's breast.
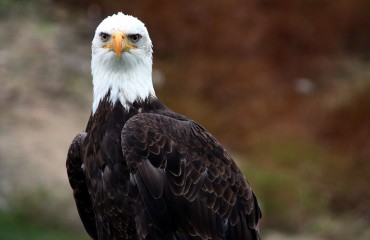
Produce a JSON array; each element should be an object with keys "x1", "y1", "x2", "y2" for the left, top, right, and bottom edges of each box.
[{"x1": 83, "y1": 95, "x2": 137, "y2": 239}]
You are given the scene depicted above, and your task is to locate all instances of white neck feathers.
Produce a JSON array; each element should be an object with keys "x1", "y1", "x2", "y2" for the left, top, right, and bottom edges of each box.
[{"x1": 91, "y1": 54, "x2": 155, "y2": 113}]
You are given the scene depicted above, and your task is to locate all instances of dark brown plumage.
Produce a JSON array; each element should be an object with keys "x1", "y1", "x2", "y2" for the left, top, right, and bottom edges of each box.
[
  {"x1": 67, "y1": 94, "x2": 261, "y2": 240},
  {"x1": 67, "y1": 12, "x2": 261, "y2": 240}
]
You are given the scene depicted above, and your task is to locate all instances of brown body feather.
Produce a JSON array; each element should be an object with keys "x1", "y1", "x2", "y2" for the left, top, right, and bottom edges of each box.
[{"x1": 66, "y1": 94, "x2": 261, "y2": 240}]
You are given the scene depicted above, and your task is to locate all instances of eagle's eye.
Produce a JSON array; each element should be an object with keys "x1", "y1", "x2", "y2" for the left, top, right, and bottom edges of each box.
[
  {"x1": 129, "y1": 34, "x2": 141, "y2": 43},
  {"x1": 99, "y1": 32, "x2": 110, "y2": 42}
]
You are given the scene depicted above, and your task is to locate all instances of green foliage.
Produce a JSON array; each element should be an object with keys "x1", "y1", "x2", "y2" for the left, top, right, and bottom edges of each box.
[
  {"x1": 240, "y1": 138, "x2": 333, "y2": 231},
  {"x1": 0, "y1": 211, "x2": 87, "y2": 240},
  {"x1": 240, "y1": 135, "x2": 370, "y2": 237},
  {"x1": 0, "y1": 188, "x2": 89, "y2": 240}
]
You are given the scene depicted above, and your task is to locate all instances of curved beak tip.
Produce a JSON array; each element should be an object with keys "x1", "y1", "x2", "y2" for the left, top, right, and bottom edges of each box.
[{"x1": 115, "y1": 50, "x2": 121, "y2": 58}]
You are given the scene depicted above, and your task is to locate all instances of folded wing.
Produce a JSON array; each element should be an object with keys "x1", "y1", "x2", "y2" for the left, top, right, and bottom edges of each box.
[{"x1": 122, "y1": 113, "x2": 261, "y2": 239}]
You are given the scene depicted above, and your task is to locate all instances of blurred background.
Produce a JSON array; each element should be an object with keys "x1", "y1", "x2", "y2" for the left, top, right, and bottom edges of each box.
[{"x1": 0, "y1": 0, "x2": 369, "y2": 239}]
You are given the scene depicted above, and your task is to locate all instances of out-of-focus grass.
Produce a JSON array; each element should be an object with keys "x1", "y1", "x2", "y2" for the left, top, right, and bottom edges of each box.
[
  {"x1": 0, "y1": 188, "x2": 89, "y2": 240},
  {"x1": 239, "y1": 136, "x2": 370, "y2": 239},
  {"x1": 240, "y1": 138, "x2": 329, "y2": 230},
  {"x1": 0, "y1": 211, "x2": 88, "y2": 240}
]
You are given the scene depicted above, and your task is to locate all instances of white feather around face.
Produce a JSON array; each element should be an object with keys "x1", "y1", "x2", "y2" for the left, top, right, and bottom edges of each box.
[{"x1": 91, "y1": 12, "x2": 155, "y2": 113}]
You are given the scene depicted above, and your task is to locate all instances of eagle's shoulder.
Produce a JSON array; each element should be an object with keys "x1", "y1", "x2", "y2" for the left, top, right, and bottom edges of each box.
[{"x1": 121, "y1": 111, "x2": 261, "y2": 239}]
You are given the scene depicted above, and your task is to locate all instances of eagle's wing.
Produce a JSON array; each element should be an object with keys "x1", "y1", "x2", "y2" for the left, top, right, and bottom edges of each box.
[
  {"x1": 66, "y1": 132, "x2": 98, "y2": 240},
  {"x1": 122, "y1": 113, "x2": 261, "y2": 239}
]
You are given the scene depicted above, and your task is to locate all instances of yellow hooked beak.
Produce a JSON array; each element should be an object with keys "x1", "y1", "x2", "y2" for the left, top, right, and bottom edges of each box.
[
  {"x1": 112, "y1": 31, "x2": 124, "y2": 58},
  {"x1": 103, "y1": 31, "x2": 135, "y2": 58}
]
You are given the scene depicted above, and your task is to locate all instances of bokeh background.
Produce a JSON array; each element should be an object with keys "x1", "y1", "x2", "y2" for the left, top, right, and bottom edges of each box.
[{"x1": 0, "y1": 0, "x2": 369, "y2": 239}]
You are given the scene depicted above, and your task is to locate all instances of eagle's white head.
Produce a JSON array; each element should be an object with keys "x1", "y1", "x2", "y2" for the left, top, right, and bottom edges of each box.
[{"x1": 91, "y1": 13, "x2": 155, "y2": 113}]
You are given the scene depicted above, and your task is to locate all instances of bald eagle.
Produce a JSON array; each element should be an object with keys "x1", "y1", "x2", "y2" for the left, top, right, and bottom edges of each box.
[{"x1": 66, "y1": 13, "x2": 261, "y2": 240}]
